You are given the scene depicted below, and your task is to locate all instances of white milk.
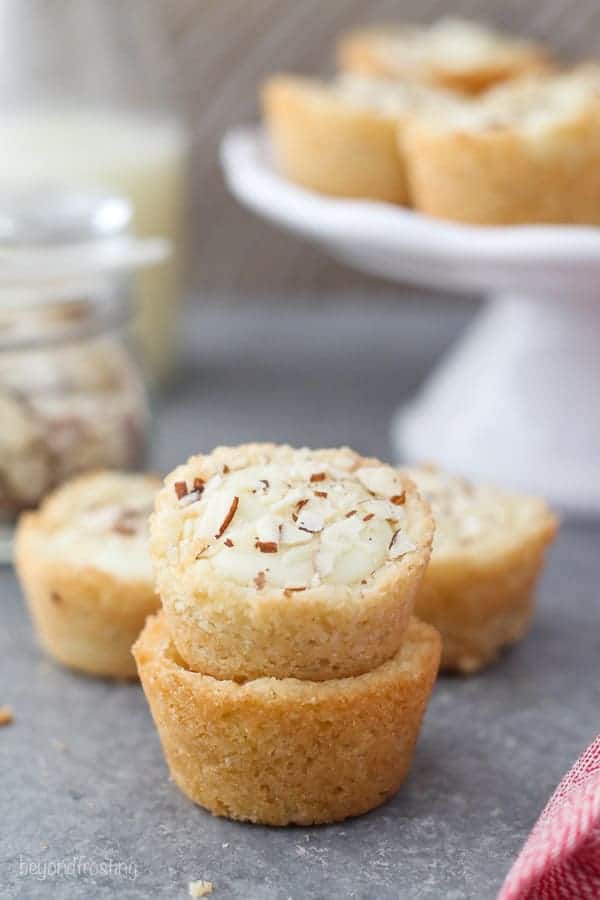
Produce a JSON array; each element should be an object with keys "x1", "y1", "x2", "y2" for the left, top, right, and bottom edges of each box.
[{"x1": 0, "y1": 107, "x2": 188, "y2": 381}]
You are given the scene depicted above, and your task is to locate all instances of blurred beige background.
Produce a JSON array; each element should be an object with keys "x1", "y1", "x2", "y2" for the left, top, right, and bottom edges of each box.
[{"x1": 159, "y1": 0, "x2": 600, "y2": 296}]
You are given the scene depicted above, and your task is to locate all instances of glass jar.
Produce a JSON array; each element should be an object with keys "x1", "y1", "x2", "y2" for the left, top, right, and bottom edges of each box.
[
  {"x1": 0, "y1": 0, "x2": 188, "y2": 384},
  {"x1": 0, "y1": 187, "x2": 165, "y2": 561}
]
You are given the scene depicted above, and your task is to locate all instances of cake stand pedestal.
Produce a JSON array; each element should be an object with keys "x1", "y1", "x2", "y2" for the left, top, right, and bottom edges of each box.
[{"x1": 222, "y1": 128, "x2": 600, "y2": 515}]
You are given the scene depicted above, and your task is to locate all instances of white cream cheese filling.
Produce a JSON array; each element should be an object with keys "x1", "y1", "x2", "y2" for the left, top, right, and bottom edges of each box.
[
  {"x1": 171, "y1": 456, "x2": 416, "y2": 590},
  {"x1": 44, "y1": 488, "x2": 155, "y2": 582}
]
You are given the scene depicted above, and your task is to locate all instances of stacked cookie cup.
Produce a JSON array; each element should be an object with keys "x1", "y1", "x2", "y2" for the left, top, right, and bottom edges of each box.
[
  {"x1": 134, "y1": 443, "x2": 441, "y2": 826},
  {"x1": 13, "y1": 447, "x2": 558, "y2": 825}
]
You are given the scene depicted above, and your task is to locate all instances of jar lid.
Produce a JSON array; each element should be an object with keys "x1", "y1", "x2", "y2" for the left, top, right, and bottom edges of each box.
[
  {"x1": 0, "y1": 186, "x2": 132, "y2": 245},
  {"x1": 0, "y1": 186, "x2": 169, "y2": 291}
]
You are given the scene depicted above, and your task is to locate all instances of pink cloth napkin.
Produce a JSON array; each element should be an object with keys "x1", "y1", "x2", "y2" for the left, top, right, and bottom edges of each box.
[{"x1": 499, "y1": 736, "x2": 600, "y2": 900}]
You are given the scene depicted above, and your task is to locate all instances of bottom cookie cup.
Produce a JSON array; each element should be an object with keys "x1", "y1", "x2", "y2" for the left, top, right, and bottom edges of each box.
[{"x1": 134, "y1": 612, "x2": 441, "y2": 826}]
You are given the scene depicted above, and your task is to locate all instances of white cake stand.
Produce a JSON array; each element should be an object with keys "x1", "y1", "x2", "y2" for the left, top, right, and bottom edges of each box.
[{"x1": 221, "y1": 127, "x2": 600, "y2": 515}]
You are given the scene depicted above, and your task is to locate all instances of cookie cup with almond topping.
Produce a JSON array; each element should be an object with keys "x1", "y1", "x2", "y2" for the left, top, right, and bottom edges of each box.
[
  {"x1": 150, "y1": 443, "x2": 434, "y2": 681},
  {"x1": 403, "y1": 66, "x2": 600, "y2": 225},
  {"x1": 402, "y1": 466, "x2": 558, "y2": 673},
  {"x1": 134, "y1": 611, "x2": 441, "y2": 826},
  {"x1": 14, "y1": 471, "x2": 160, "y2": 679}
]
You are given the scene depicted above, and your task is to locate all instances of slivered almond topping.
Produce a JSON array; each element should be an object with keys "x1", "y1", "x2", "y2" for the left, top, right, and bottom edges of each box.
[
  {"x1": 179, "y1": 490, "x2": 203, "y2": 507},
  {"x1": 215, "y1": 496, "x2": 239, "y2": 539},
  {"x1": 256, "y1": 541, "x2": 278, "y2": 553},
  {"x1": 174, "y1": 453, "x2": 420, "y2": 588},
  {"x1": 222, "y1": 464, "x2": 230, "y2": 474},
  {"x1": 388, "y1": 529, "x2": 416, "y2": 558},
  {"x1": 297, "y1": 509, "x2": 324, "y2": 534},
  {"x1": 174, "y1": 481, "x2": 188, "y2": 500}
]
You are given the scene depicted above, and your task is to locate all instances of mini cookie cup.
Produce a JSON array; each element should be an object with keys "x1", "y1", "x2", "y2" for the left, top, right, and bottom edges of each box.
[
  {"x1": 402, "y1": 466, "x2": 558, "y2": 673},
  {"x1": 15, "y1": 471, "x2": 160, "y2": 679},
  {"x1": 134, "y1": 612, "x2": 441, "y2": 826},
  {"x1": 336, "y1": 23, "x2": 551, "y2": 95},
  {"x1": 151, "y1": 443, "x2": 434, "y2": 681}
]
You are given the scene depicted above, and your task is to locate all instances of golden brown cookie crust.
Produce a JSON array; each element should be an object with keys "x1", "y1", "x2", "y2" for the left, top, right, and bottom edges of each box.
[
  {"x1": 134, "y1": 612, "x2": 441, "y2": 826},
  {"x1": 261, "y1": 75, "x2": 410, "y2": 203},
  {"x1": 403, "y1": 110, "x2": 600, "y2": 225},
  {"x1": 402, "y1": 467, "x2": 558, "y2": 673},
  {"x1": 151, "y1": 443, "x2": 434, "y2": 681},
  {"x1": 402, "y1": 66, "x2": 600, "y2": 225},
  {"x1": 418, "y1": 524, "x2": 556, "y2": 672}
]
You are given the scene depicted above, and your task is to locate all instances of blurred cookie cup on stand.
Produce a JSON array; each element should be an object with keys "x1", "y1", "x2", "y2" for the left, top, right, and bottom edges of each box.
[
  {"x1": 336, "y1": 18, "x2": 552, "y2": 95},
  {"x1": 262, "y1": 73, "x2": 459, "y2": 203},
  {"x1": 402, "y1": 66, "x2": 600, "y2": 225}
]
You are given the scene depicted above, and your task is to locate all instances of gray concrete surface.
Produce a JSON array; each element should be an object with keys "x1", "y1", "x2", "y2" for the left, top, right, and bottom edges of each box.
[{"x1": 2, "y1": 296, "x2": 598, "y2": 899}]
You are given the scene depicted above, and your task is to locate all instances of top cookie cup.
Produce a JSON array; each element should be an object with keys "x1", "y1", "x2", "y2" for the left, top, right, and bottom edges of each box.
[{"x1": 150, "y1": 443, "x2": 434, "y2": 681}]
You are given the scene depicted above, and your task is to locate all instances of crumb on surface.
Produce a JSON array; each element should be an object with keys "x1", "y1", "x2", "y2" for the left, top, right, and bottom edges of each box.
[
  {"x1": 189, "y1": 880, "x2": 213, "y2": 898},
  {"x1": 0, "y1": 705, "x2": 13, "y2": 726}
]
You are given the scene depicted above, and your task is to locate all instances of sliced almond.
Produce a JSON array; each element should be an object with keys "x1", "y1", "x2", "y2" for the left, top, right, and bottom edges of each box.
[
  {"x1": 356, "y1": 466, "x2": 403, "y2": 498},
  {"x1": 280, "y1": 522, "x2": 313, "y2": 545},
  {"x1": 388, "y1": 529, "x2": 416, "y2": 558},
  {"x1": 297, "y1": 509, "x2": 324, "y2": 534}
]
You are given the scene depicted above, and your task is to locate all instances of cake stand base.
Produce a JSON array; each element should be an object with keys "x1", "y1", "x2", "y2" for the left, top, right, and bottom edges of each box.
[{"x1": 394, "y1": 292, "x2": 600, "y2": 514}]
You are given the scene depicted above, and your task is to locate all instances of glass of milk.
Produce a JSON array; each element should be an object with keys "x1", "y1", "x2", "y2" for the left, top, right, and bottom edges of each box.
[{"x1": 0, "y1": 0, "x2": 189, "y2": 383}]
